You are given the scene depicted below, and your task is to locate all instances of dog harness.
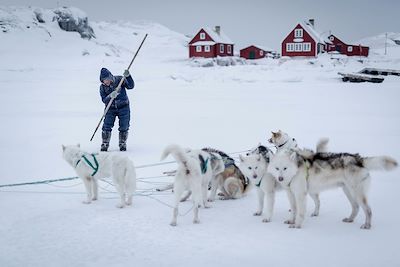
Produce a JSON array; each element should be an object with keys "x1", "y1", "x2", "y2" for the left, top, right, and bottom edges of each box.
[
  {"x1": 75, "y1": 153, "x2": 99, "y2": 176},
  {"x1": 199, "y1": 155, "x2": 209, "y2": 174}
]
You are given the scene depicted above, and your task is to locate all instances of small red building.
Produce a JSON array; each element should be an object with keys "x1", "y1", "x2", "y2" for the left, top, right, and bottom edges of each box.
[
  {"x1": 281, "y1": 19, "x2": 331, "y2": 57},
  {"x1": 189, "y1": 26, "x2": 234, "y2": 58},
  {"x1": 326, "y1": 34, "x2": 369, "y2": 57},
  {"x1": 240, "y1": 45, "x2": 275, "y2": 59}
]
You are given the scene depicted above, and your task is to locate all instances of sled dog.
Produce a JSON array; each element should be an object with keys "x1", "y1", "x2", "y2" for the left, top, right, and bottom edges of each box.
[
  {"x1": 239, "y1": 145, "x2": 279, "y2": 222},
  {"x1": 268, "y1": 142, "x2": 397, "y2": 229},
  {"x1": 161, "y1": 144, "x2": 224, "y2": 226},
  {"x1": 62, "y1": 144, "x2": 136, "y2": 208},
  {"x1": 269, "y1": 130, "x2": 298, "y2": 151},
  {"x1": 202, "y1": 147, "x2": 250, "y2": 201}
]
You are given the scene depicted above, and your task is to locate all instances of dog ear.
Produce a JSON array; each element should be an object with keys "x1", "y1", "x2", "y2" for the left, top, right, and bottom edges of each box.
[
  {"x1": 239, "y1": 154, "x2": 245, "y2": 162},
  {"x1": 62, "y1": 145, "x2": 66, "y2": 151}
]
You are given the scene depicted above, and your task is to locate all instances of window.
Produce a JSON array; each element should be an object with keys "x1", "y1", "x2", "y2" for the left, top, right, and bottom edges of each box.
[
  {"x1": 294, "y1": 29, "x2": 303, "y2": 38},
  {"x1": 295, "y1": 43, "x2": 302, "y2": 52},
  {"x1": 347, "y1": 46, "x2": 353, "y2": 52},
  {"x1": 329, "y1": 36, "x2": 335, "y2": 42},
  {"x1": 220, "y1": 44, "x2": 224, "y2": 53},
  {"x1": 303, "y1": 43, "x2": 311, "y2": 52},
  {"x1": 286, "y1": 43, "x2": 295, "y2": 52},
  {"x1": 260, "y1": 50, "x2": 264, "y2": 56},
  {"x1": 200, "y1": 32, "x2": 206, "y2": 40},
  {"x1": 227, "y1": 45, "x2": 231, "y2": 54},
  {"x1": 204, "y1": 45, "x2": 210, "y2": 52},
  {"x1": 196, "y1": 46, "x2": 202, "y2": 52}
]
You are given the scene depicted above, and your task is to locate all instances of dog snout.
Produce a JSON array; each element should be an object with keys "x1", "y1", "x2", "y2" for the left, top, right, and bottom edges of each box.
[
  {"x1": 253, "y1": 174, "x2": 258, "y2": 179},
  {"x1": 278, "y1": 176, "x2": 284, "y2": 182}
]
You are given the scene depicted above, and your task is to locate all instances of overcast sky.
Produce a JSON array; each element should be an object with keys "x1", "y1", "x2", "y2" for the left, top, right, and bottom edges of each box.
[{"x1": 3, "y1": 0, "x2": 399, "y2": 50}]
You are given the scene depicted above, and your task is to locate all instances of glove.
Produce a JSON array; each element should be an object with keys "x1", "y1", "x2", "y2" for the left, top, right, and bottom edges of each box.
[
  {"x1": 109, "y1": 90, "x2": 119, "y2": 99},
  {"x1": 123, "y1": 69, "x2": 130, "y2": 77}
]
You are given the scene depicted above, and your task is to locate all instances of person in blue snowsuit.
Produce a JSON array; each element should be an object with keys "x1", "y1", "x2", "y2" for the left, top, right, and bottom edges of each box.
[{"x1": 99, "y1": 68, "x2": 134, "y2": 151}]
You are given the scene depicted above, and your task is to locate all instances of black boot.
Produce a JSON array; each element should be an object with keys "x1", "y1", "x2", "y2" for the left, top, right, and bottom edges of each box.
[
  {"x1": 119, "y1": 131, "x2": 128, "y2": 151},
  {"x1": 101, "y1": 131, "x2": 111, "y2": 151}
]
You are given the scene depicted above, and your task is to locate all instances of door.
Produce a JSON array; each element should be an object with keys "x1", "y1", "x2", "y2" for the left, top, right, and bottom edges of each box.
[{"x1": 249, "y1": 50, "x2": 255, "y2": 59}]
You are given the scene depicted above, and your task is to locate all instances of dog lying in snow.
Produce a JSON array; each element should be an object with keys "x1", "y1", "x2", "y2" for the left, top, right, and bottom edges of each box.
[
  {"x1": 62, "y1": 144, "x2": 136, "y2": 208},
  {"x1": 160, "y1": 144, "x2": 224, "y2": 226},
  {"x1": 202, "y1": 147, "x2": 251, "y2": 201},
  {"x1": 267, "y1": 141, "x2": 398, "y2": 229}
]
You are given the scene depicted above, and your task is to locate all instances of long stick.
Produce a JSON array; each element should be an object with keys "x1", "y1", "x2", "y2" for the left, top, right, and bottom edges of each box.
[{"x1": 90, "y1": 33, "x2": 148, "y2": 141}]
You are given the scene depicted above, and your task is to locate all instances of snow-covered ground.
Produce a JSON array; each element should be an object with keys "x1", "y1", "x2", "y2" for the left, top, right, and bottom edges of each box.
[{"x1": 1, "y1": 6, "x2": 400, "y2": 267}]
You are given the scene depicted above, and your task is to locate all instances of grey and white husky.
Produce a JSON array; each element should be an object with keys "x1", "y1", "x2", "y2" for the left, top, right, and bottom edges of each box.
[
  {"x1": 268, "y1": 142, "x2": 397, "y2": 229},
  {"x1": 62, "y1": 144, "x2": 136, "y2": 208},
  {"x1": 202, "y1": 147, "x2": 251, "y2": 201}
]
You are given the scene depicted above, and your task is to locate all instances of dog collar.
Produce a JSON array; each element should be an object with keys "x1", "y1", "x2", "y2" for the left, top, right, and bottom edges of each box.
[{"x1": 277, "y1": 139, "x2": 288, "y2": 148}]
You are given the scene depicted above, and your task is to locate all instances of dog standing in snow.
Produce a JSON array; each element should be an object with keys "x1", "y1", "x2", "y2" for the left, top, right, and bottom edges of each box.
[
  {"x1": 239, "y1": 146, "x2": 279, "y2": 223},
  {"x1": 267, "y1": 143, "x2": 397, "y2": 229},
  {"x1": 62, "y1": 144, "x2": 136, "y2": 208},
  {"x1": 161, "y1": 144, "x2": 224, "y2": 226}
]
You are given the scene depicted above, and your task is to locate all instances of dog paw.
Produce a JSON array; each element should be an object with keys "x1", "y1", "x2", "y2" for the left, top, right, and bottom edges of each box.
[
  {"x1": 342, "y1": 218, "x2": 354, "y2": 223},
  {"x1": 116, "y1": 203, "x2": 125, "y2": 209},
  {"x1": 203, "y1": 204, "x2": 211, "y2": 209},
  {"x1": 217, "y1": 192, "x2": 225, "y2": 197},
  {"x1": 253, "y1": 211, "x2": 262, "y2": 216},
  {"x1": 170, "y1": 222, "x2": 177, "y2": 227},
  {"x1": 311, "y1": 212, "x2": 319, "y2": 217},
  {"x1": 289, "y1": 224, "x2": 302, "y2": 229},
  {"x1": 262, "y1": 218, "x2": 271, "y2": 223},
  {"x1": 360, "y1": 223, "x2": 371, "y2": 230},
  {"x1": 284, "y1": 219, "x2": 295, "y2": 224},
  {"x1": 207, "y1": 198, "x2": 214, "y2": 202},
  {"x1": 193, "y1": 219, "x2": 200, "y2": 224},
  {"x1": 126, "y1": 201, "x2": 132, "y2": 206},
  {"x1": 91, "y1": 197, "x2": 97, "y2": 201},
  {"x1": 82, "y1": 200, "x2": 91, "y2": 204}
]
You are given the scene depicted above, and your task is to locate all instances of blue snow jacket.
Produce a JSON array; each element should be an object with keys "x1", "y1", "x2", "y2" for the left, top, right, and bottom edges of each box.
[{"x1": 99, "y1": 68, "x2": 135, "y2": 109}]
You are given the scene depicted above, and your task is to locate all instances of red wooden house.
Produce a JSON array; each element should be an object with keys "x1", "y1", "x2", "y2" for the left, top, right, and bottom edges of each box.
[
  {"x1": 326, "y1": 34, "x2": 369, "y2": 57},
  {"x1": 189, "y1": 26, "x2": 234, "y2": 58},
  {"x1": 281, "y1": 19, "x2": 331, "y2": 57},
  {"x1": 240, "y1": 45, "x2": 275, "y2": 59}
]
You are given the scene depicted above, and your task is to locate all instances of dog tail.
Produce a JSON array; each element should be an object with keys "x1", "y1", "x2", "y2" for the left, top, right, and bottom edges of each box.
[
  {"x1": 161, "y1": 144, "x2": 189, "y2": 165},
  {"x1": 316, "y1": 138, "x2": 329, "y2": 153},
  {"x1": 224, "y1": 177, "x2": 243, "y2": 199},
  {"x1": 363, "y1": 156, "x2": 398, "y2": 171}
]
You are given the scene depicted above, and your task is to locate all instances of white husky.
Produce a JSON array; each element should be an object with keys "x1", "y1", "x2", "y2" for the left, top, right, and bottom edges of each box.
[
  {"x1": 268, "y1": 145, "x2": 397, "y2": 229},
  {"x1": 239, "y1": 149, "x2": 278, "y2": 223},
  {"x1": 161, "y1": 144, "x2": 224, "y2": 226},
  {"x1": 62, "y1": 145, "x2": 136, "y2": 208}
]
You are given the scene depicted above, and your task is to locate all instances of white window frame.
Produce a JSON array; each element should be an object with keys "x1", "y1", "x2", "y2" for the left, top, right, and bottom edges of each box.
[
  {"x1": 220, "y1": 44, "x2": 224, "y2": 53},
  {"x1": 286, "y1": 43, "x2": 294, "y2": 52},
  {"x1": 303, "y1": 42, "x2": 311, "y2": 52},
  {"x1": 204, "y1": 45, "x2": 210, "y2": 52},
  {"x1": 196, "y1": 46, "x2": 202, "y2": 52},
  {"x1": 200, "y1": 32, "x2": 206, "y2": 40},
  {"x1": 259, "y1": 50, "x2": 264, "y2": 56},
  {"x1": 294, "y1": 29, "x2": 303, "y2": 38},
  {"x1": 295, "y1": 43, "x2": 302, "y2": 52},
  {"x1": 347, "y1": 46, "x2": 353, "y2": 52},
  {"x1": 227, "y1": 45, "x2": 231, "y2": 54}
]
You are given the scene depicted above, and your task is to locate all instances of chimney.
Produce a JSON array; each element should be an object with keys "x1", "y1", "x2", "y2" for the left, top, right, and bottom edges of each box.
[
  {"x1": 308, "y1": 19, "x2": 315, "y2": 27},
  {"x1": 215, "y1": 26, "x2": 221, "y2": 35}
]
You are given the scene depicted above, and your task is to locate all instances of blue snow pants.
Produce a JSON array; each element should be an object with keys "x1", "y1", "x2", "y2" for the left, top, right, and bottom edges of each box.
[{"x1": 102, "y1": 104, "x2": 130, "y2": 132}]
